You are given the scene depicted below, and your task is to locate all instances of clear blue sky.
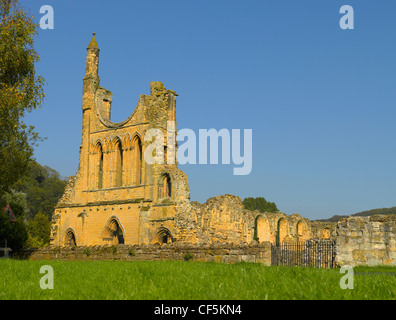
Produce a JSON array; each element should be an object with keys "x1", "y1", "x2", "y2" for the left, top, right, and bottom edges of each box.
[{"x1": 20, "y1": 0, "x2": 396, "y2": 220}]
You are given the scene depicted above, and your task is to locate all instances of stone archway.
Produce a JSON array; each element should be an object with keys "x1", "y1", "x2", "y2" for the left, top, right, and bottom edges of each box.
[
  {"x1": 297, "y1": 220, "x2": 308, "y2": 243},
  {"x1": 256, "y1": 215, "x2": 270, "y2": 243},
  {"x1": 102, "y1": 217, "x2": 125, "y2": 245},
  {"x1": 132, "y1": 134, "x2": 143, "y2": 185},
  {"x1": 114, "y1": 139, "x2": 124, "y2": 188},
  {"x1": 64, "y1": 228, "x2": 77, "y2": 247},
  {"x1": 155, "y1": 227, "x2": 173, "y2": 244},
  {"x1": 158, "y1": 173, "x2": 172, "y2": 200},
  {"x1": 277, "y1": 218, "x2": 287, "y2": 246},
  {"x1": 93, "y1": 141, "x2": 104, "y2": 189}
]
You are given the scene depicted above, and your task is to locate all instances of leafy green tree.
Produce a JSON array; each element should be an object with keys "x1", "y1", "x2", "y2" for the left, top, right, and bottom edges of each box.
[
  {"x1": 26, "y1": 210, "x2": 50, "y2": 247},
  {"x1": 243, "y1": 197, "x2": 279, "y2": 213},
  {"x1": 3, "y1": 188, "x2": 28, "y2": 216},
  {"x1": 14, "y1": 161, "x2": 67, "y2": 220},
  {"x1": 0, "y1": 0, "x2": 45, "y2": 196},
  {"x1": 0, "y1": 161, "x2": 66, "y2": 249}
]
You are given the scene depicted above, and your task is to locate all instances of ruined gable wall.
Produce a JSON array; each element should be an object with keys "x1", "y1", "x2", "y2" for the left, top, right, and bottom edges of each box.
[{"x1": 194, "y1": 195, "x2": 255, "y2": 244}]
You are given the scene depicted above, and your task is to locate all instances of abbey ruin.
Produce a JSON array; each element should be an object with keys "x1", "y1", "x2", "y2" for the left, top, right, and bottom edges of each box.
[{"x1": 50, "y1": 34, "x2": 336, "y2": 247}]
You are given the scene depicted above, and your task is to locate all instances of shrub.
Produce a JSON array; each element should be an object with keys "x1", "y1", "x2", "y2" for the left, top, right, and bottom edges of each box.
[{"x1": 184, "y1": 252, "x2": 193, "y2": 261}]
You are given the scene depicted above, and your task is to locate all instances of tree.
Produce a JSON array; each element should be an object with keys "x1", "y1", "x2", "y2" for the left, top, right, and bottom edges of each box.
[
  {"x1": 0, "y1": 161, "x2": 65, "y2": 249},
  {"x1": 2, "y1": 188, "x2": 28, "y2": 216},
  {"x1": 0, "y1": 0, "x2": 44, "y2": 196},
  {"x1": 243, "y1": 197, "x2": 279, "y2": 213},
  {"x1": 0, "y1": 202, "x2": 28, "y2": 251},
  {"x1": 26, "y1": 210, "x2": 50, "y2": 247},
  {"x1": 14, "y1": 161, "x2": 67, "y2": 220}
]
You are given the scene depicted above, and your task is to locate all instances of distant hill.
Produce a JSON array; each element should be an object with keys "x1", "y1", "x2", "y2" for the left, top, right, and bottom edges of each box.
[{"x1": 315, "y1": 207, "x2": 396, "y2": 222}]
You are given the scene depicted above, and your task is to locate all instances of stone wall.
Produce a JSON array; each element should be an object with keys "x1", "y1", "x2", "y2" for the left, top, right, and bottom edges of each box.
[
  {"x1": 170, "y1": 194, "x2": 337, "y2": 246},
  {"x1": 18, "y1": 214, "x2": 395, "y2": 267},
  {"x1": 14, "y1": 242, "x2": 272, "y2": 266},
  {"x1": 335, "y1": 215, "x2": 396, "y2": 266}
]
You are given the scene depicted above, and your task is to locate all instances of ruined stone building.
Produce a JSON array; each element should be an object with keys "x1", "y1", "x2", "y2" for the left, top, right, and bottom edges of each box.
[{"x1": 50, "y1": 34, "x2": 335, "y2": 247}]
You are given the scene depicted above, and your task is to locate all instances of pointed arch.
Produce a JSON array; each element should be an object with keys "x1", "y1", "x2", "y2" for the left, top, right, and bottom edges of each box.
[
  {"x1": 113, "y1": 137, "x2": 124, "y2": 187},
  {"x1": 64, "y1": 228, "x2": 77, "y2": 247},
  {"x1": 132, "y1": 133, "x2": 143, "y2": 185},
  {"x1": 111, "y1": 135, "x2": 124, "y2": 148},
  {"x1": 93, "y1": 137, "x2": 105, "y2": 147},
  {"x1": 155, "y1": 227, "x2": 174, "y2": 244},
  {"x1": 102, "y1": 216, "x2": 125, "y2": 244},
  {"x1": 158, "y1": 172, "x2": 171, "y2": 200},
  {"x1": 132, "y1": 131, "x2": 142, "y2": 140},
  {"x1": 94, "y1": 141, "x2": 104, "y2": 189}
]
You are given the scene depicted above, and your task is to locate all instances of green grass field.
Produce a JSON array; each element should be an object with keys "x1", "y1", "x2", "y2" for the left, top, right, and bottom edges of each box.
[{"x1": 0, "y1": 259, "x2": 395, "y2": 300}]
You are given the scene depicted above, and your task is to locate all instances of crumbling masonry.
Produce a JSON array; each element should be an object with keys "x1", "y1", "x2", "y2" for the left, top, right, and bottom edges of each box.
[{"x1": 50, "y1": 34, "x2": 335, "y2": 247}]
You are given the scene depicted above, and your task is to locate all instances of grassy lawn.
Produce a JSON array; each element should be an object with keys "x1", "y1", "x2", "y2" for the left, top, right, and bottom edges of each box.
[{"x1": 0, "y1": 259, "x2": 395, "y2": 300}]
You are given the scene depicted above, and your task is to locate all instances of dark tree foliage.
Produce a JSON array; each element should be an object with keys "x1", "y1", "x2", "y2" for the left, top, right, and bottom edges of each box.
[
  {"x1": 0, "y1": 161, "x2": 66, "y2": 249},
  {"x1": 0, "y1": 201, "x2": 28, "y2": 251},
  {"x1": 243, "y1": 197, "x2": 279, "y2": 213}
]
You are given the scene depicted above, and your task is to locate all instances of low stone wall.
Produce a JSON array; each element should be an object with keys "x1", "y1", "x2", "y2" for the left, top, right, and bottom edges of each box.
[
  {"x1": 335, "y1": 215, "x2": 396, "y2": 266},
  {"x1": 15, "y1": 215, "x2": 395, "y2": 267},
  {"x1": 14, "y1": 242, "x2": 272, "y2": 266}
]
